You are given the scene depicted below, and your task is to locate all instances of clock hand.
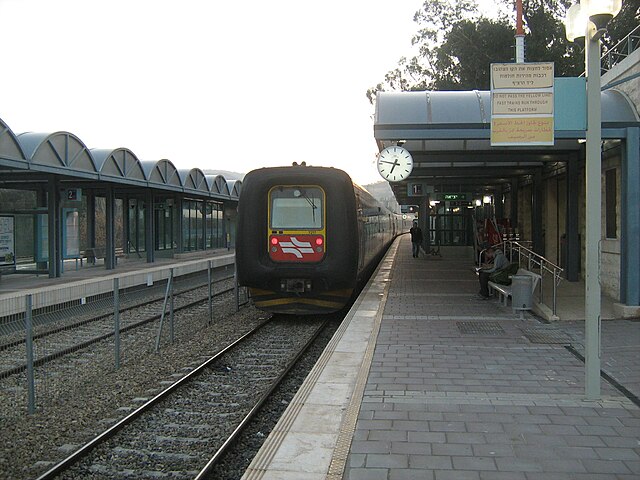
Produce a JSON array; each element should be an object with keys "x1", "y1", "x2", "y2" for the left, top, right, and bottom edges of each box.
[{"x1": 389, "y1": 159, "x2": 399, "y2": 173}]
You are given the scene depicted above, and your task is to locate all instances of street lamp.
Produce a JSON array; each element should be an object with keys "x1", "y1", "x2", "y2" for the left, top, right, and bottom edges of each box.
[{"x1": 564, "y1": 0, "x2": 621, "y2": 400}]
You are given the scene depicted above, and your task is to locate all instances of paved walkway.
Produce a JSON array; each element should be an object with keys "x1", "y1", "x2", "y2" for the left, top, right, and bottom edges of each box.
[{"x1": 344, "y1": 236, "x2": 639, "y2": 479}]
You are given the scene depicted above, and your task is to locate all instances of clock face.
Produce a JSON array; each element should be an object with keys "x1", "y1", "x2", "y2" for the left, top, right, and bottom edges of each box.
[{"x1": 377, "y1": 146, "x2": 413, "y2": 182}]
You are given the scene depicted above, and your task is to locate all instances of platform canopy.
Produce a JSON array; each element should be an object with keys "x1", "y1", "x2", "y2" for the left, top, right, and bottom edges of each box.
[
  {"x1": 0, "y1": 118, "x2": 240, "y2": 200},
  {"x1": 374, "y1": 83, "x2": 639, "y2": 205}
]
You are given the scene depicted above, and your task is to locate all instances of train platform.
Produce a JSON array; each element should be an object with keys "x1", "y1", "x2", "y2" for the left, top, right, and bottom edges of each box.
[
  {"x1": 0, "y1": 249, "x2": 235, "y2": 318},
  {"x1": 243, "y1": 235, "x2": 640, "y2": 480}
]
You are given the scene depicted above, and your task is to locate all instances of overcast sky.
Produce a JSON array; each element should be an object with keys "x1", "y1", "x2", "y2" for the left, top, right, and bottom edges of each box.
[{"x1": 0, "y1": 0, "x2": 500, "y2": 185}]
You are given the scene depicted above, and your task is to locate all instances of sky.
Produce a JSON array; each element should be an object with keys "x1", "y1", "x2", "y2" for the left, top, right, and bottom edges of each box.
[{"x1": 0, "y1": 0, "x2": 502, "y2": 185}]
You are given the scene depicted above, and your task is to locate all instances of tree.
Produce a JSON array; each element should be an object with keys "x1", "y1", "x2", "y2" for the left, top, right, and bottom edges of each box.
[{"x1": 367, "y1": 0, "x2": 638, "y2": 102}]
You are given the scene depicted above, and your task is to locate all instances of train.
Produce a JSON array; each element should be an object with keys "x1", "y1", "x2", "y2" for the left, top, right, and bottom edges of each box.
[{"x1": 236, "y1": 163, "x2": 404, "y2": 314}]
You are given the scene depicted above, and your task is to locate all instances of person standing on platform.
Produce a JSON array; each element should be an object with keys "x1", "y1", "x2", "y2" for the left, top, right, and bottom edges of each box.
[
  {"x1": 477, "y1": 247, "x2": 509, "y2": 299},
  {"x1": 409, "y1": 221, "x2": 423, "y2": 258}
]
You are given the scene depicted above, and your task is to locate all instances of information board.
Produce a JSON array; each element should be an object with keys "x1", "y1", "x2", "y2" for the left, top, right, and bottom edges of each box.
[
  {"x1": 0, "y1": 216, "x2": 15, "y2": 266},
  {"x1": 490, "y1": 62, "x2": 554, "y2": 146}
]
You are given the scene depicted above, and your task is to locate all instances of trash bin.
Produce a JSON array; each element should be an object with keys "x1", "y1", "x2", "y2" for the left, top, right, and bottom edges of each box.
[{"x1": 510, "y1": 274, "x2": 533, "y2": 316}]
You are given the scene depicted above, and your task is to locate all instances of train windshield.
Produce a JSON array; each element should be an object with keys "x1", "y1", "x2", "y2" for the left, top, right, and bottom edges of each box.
[{"x1": 270, "y1": 186, "x2": 324, "y2": 229}]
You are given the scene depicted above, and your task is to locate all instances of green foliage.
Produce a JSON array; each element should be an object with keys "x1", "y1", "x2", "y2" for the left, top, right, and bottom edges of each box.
[
  {"x1": 603, "y1": 0, "x2": 640, "y2": 49},
  {"x1": 367, "y1": 0, "x2": 639, "y2": 102}
]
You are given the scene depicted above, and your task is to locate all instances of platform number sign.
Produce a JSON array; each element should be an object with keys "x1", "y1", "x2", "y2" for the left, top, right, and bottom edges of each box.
[{"x1": 66, "y1": 189, "x2": 81, "y2": 201}]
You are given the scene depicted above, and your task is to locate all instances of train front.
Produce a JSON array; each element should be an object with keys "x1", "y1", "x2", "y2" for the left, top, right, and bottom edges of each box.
[{"x1": 236, "y1": 165, "x2": 358, "y2": 314}]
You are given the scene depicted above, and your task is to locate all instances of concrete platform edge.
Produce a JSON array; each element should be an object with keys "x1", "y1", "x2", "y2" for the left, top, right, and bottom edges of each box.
[{"x1": 242, "y1": 238, "x2": 401, "y2": 480}]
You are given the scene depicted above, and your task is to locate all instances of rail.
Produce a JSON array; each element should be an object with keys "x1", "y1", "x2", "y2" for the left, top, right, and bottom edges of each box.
[
  {"x1": 601, "y1": 24, "x2": 640, "y2": 75},
  {"x1": 480, "y1": 241, "x2": 563, "y2": 317}
]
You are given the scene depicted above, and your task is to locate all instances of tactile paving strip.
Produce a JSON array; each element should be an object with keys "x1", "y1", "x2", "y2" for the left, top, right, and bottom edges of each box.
[
  {"x1": 521, "y1": 327, "x2": 572, "y2": 344},
  {"x1": 456, "y1": 321, "x2": 506, "y2": 335}
]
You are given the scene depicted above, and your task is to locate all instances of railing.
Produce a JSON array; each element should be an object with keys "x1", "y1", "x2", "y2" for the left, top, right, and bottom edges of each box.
[
  {"x1": 479, "y1": 241, "x2": 563, "y2": 317},
  {"x1": 601, "y1": 24, "x2": 640, "y2": 74}
]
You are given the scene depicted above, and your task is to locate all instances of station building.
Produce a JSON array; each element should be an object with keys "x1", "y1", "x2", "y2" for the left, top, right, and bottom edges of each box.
[
  {"x1": 0, "y1": 119, "x2": 240, "y2": 279},
  {"x1": 375, "y1": 46, "x2": 640, "y2": 317}
]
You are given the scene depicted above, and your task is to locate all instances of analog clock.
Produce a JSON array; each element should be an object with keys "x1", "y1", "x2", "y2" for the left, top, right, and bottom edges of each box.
[{"x1": 376, "y1": 146, "x2": 413, "y2": 182}]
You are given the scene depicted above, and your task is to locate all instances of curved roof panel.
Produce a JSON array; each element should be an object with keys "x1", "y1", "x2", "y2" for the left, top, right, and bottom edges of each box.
[
  {"x1": 17, "y1": 132, "x2": 98, "y2": 172},
  {"x1": 141, "y1": 159, "x2": 182, "y2": 189},
  {"x1": 0, "y1": 117, "x2": 237, "y2": 203},
  {"x1": 0, "y1": 118, "x2": 26, "y2": 161},
  {"x1": 375, "y1": 88, "x2": 638, "y2": 129},
  {"x1": 207, "y1": 175, "x2": 230, "y2": 196},
  {"x1": 227, "y1": 180, "x2": 242, "y2": 198},
  {"x1": 602, "y1": 89, "x2": 640, "y2": 124},
  {"x1": 92, "y1": 148, "x2": 147, "y2": 183},
  {"x1": 178, "y1": 168, "x2": 209, "y2": 194}
]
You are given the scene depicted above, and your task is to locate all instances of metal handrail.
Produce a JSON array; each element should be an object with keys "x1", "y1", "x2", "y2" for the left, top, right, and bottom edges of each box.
[
  {"x1": 479, "y1": 240, "x2": 564, "y2": 317},
  {"x1": 602, "y1": 24, "x2": 640, "y2": 74}
]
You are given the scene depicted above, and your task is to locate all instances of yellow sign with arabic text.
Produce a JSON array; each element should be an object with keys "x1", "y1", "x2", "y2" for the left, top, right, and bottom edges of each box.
[{"x1": 491, "y1": 117, "x2": 554, "y2": 145}]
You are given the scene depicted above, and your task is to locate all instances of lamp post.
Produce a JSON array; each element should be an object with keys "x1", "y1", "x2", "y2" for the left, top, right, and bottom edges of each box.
[{"x1": 565, "y1": 0, "x2": 621, "y2": 400}]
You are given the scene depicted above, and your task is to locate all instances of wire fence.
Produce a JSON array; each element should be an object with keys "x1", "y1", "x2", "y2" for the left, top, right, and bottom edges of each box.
[{"x1": 0, "y1": 262, "x2": 249, "y2": 415}]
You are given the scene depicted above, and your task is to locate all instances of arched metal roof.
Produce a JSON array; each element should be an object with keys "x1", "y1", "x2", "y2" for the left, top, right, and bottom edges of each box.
[
  {"x1": 374, "y1": 84, "x2": 640, "y2": 205},
  {"x1": 376, "y1": 88, "x2": 638, "y2": 129},
  {"x1": 178, "y1": 168, "x2": 210, "y2": 195},
  {"x1": 227, "y1": 180, "x2": 242, "y2": 197},
  {"x1": 0, "y1": 119, "x2": 26, "y2": 163},
  {"x1": 207, "y1": 175, "x2": 231, "y2": 196},
  {"x1": 0, "y1": 117, "x2": 239, "y2": 200},
  {"x1": 92, "y1": 148, "x2": 147, "y2": 185},
  {"x1": 17, "y1": 132, "x2": 98, "y2": 175}
]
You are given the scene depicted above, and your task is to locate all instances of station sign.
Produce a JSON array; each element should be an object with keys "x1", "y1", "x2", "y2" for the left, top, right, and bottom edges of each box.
[
  {"x1": 490, "y1": 62, "x2": 554, "y2": 146},
  {"x1": 64, "y1": 188, "x2": 82, "y2": 202},
  {"x1": 439, "y1": 193, "x2": 468, "y2": 201},
  {"x1": 407, "y1": 183, "x2": 434, "y2": 197}
]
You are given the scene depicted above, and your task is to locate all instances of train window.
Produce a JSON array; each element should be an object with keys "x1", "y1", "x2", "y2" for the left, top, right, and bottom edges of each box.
[{"x1": 270, "y1": 186, "x2": 324, "y2": 229}]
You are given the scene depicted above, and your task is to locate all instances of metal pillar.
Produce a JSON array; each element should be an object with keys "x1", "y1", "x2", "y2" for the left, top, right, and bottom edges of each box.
[
  {"x1": 565, "y1": 153, "x2": 580, "y2": 281},
  {"x1": 122, "y1": 195, "x2": 130, "y2": 254},
  {"x1": 105, "y1": 186, "x2": 116, "y2": 270},
  {"x1": 510, "y1": 179, "x2": 518, "y2": 228},
  {"x1": 87, "y1": 191, "x2": 96, "y2": 250},
  {"x1": 584, "y1": 26, "x2": 602, "y2": 400},
  {"x1": 47, "y1": 175, "x2": 61, "y2": 278},
  {"x1": 420, "y1": 194, "x2": 430, "y2": 254},
  {"x1": 531, "y1": 170, "x2": 544, "y2": 255},
  {"x1": 175, "y1": 197, "x2": 183, "y2": 253},
  {"x1": 145, "y1": 191, "x2": 155, "y2": 263}
]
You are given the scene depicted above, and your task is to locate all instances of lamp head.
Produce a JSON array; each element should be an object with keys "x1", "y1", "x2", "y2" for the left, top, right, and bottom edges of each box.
[
  {"x1": 565, "y1": 0, "x2": 622, "y2": 41},
  {"x1": 565, "y1": 3, "x2": 587, "y2": 43}
]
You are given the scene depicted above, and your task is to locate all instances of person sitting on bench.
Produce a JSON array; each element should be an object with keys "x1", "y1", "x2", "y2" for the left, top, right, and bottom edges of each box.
[{"x1": 477, "y1": 247, "x2": 509, "y2": 299}]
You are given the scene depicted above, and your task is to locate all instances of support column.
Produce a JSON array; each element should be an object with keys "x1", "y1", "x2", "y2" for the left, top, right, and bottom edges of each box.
[
  {"x1": 122, "y1": 195, "x2": 130, "y2": 254},
  {"x1": 47, "y1": 176, "x2": 61, "y2": 278},
  {"x1": 531, "y1": 169, "x2": 544, "y2": 255},
  {"x1": 105, "y1": 186, "x2": 116, "y2": 270},
  {"x1": 36, "y1": 189, "x2": 47, "y2": 271},
  {"x1": 620, "y1": 127, "x2": 640, "y2": 306},
  {"x1": 86, "y1": 191, "x2": 96, "y2": 250},
  {"x1": 145, "y1": 190, "x2": 155, "y2": 263},
  {"x1": 510, "y1": 179, "x2": 519, "y2": 228},
  {"x1": 565, "y1": 153, "x2": 580, "y2": 281},
  {"x1": 420, "y1": 195, "x2": 430, "y2": 254},
  {"x1": 495, "y1": 187, "x2": 504, "y2": 220},
  {"x1": 175, "y1": 197, "x2": 183, "y2": 253}
]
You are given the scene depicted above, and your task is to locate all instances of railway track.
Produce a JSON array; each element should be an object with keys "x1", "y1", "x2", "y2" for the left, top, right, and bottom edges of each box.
[
  {"x1": 35, "y1": 315, "x2": 328, "y2": 480},
  {"x1": 0, "y1": 272, "x2": 235, "y2": 379}
]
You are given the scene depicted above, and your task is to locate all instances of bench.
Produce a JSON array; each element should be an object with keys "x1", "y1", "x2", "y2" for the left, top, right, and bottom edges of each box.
[
  {"x1": 84, "y1": 247, "x2": 105, "y2": 265},
  {"x1": 84, "y1": 247, "x2": 127, "y2": 266},
  {"x1": 489, "y1": 268, "x2": 541, "y2": 313}
]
